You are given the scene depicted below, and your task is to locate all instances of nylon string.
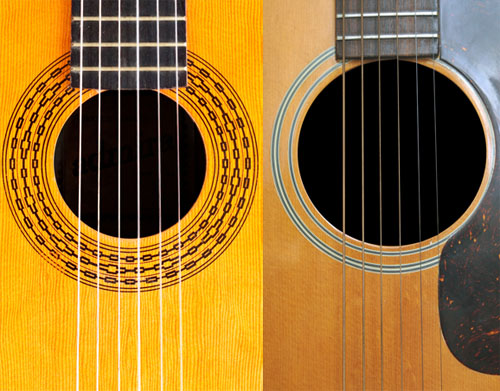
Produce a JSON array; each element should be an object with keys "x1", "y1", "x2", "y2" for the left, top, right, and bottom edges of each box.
[
  {"x1": 117, "y1": 0, "x2": 122, "y2": 389},
  {"x1": 96, "y1": 0, "x2": 103, "y2": 388},
  {"x1": 76, "y1": 0, "x2": 85, "y2": 389},
  {"x1": 173, "y1": 0, "x2": 184, "y2": 387},
  {"x1": 155, "y1": 0, "x2": 164, "y2": 389},
  {"x1": 341, "y1": 1, "x2": 346, "y2": 390},
  {"x1": 136, "y1": 0, "x2": 141, "y2": 389}
]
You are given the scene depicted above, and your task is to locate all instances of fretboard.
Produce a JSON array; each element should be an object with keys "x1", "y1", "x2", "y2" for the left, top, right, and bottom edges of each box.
[
  {"x1": 336, "y1": 0, "x2": 439, "y2": 59},
  {"x1": 71, "y1": 0, "x2": 187, "y2": 90}
]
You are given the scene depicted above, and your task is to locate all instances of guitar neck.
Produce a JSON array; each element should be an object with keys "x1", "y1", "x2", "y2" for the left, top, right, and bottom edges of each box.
[
  {"x1": 336, "y1": 0, "x2": 439, "y2": 59},
  {"x1": 70, "y1": 0, "x2": 187, "y2": 89}
]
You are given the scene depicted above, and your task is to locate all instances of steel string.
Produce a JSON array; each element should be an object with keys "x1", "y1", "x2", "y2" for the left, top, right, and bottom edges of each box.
[{"x1": 414, "y1": 1, "x2": 425, "y2": 388}]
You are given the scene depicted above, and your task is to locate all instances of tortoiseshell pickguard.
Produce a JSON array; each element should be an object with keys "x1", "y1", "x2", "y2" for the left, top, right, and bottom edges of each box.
[
  {"x1": 439, "y1": 0, "x2": 500, "y2": 375},
  {"x1": 439, "y1": 170, "x2": 499, "y2": 374}
]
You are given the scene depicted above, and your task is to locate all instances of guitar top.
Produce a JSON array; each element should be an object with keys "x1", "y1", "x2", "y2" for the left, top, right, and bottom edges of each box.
[
  {"x1": 264, "y1": 0, "x2": 499, "y2": 389},
  {"x1": 0, "y1": 0, "x2": 498, "y2": 390},
  {"x1": 0, "y1": 1, "x2": 262, "y2": 389}
]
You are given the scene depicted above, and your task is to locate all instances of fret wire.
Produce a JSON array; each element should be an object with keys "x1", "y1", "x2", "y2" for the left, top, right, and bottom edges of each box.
[
  {"x1": 337, "y1": 33, "x2": 438, "y2": 40},
  {"x1": 71, "y1": 66, "x2": 187, "y2": 71},
  {"x1": 71, "y1": 0, "x2": 187, "y2": 89},
  {"x1": 73, "y1": 16, "x2": 186, "y2": 21},
  {"x1": 72, "y1": 42, "x2": 187, "y2": 47},
  {"x1": 71, "y1": 0, "x2": 186, "y2": 18},
  {"x1": 336, "y1": 11, "x2": 437, "y2": 18},
  {"x1": 71, "y1": 20, "x2": 187, "y2": 41}
]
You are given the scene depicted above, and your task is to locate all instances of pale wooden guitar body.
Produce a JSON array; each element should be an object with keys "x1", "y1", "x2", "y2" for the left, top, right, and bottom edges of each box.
[{"x1": 264, "y1": 0, "x2": 499, "y2": 389}]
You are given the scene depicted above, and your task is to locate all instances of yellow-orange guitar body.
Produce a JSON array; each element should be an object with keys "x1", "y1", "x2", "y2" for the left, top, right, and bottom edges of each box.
[{"x1": 0, "y1": 1, "x2": 262, "y2": 390}]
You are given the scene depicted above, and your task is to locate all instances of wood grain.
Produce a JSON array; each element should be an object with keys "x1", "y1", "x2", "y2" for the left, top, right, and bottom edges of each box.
[
  {"x1": 335, "y1": 0, "x2": 439, "y2": 59},
  {"x1": 264, "y1": 0, "x2": 499, "y2": 389},
  {"x1": 0, "y1": 1, "x2": 262, "y2": 390}
]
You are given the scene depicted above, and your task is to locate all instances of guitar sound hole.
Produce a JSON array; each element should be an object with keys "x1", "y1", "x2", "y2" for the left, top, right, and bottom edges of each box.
[
  {"x1": 55, "y1": 90, "x2": 206, "y2": 239},
  {"x1": 298, "y1": 60, "x2": 486, "y2": 246}
]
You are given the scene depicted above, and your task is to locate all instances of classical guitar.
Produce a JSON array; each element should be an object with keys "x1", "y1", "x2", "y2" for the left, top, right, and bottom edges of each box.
[
  {"x1": 0, "y1": 0, "x2": 262, "y2": 389},
  {"x1": 264, "y1": 0, "x2": 499, "y2": 389}
]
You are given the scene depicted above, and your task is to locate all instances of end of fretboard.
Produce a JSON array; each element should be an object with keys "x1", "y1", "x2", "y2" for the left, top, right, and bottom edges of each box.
[
  {"x1": 335, "y1": 1, "x2": 439, "y2": 60},
  {"x1": 70, "y1": 0, "x2": 187, "y2": 90},
  {"x1": 70, "y1": 69, "x2": 188, "y2": 90}
]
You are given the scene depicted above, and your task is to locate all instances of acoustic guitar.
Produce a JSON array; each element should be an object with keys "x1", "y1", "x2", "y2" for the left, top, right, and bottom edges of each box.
[
  {"x1": 0, "y1": 0, "x2": 262, "y2": 389},
  {"x1": 264, "y1": 0, "x2": 499, "y2": 389}
]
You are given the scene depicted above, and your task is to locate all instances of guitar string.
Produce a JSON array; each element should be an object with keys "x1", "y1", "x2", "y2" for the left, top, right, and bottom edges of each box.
[
  {"x1": 76, "y1": 2, "x2": 439, "y2": 389},
  {"x1": 155, "y1": 0, "x2": 164, "y2": 389},
  {"x1": 432, "y1": 7, "x2": 443, "y2": 390},
  {"x1": 173, "y1": 0, "x2": 184, "y2": 387},
  {"x1": 414, "y1": 0, "x2": 425, "y2": 388},
  {"x1": 136, "y1": 0, "x2": 141, "y2": 389},
  {"x1": 117, "y1": 0, "x2": 122, "y2": 389},
  {"x1": 96, "y1": 0, "x2": 103, "y2": 388},
  {"x1": 427, "y1": 2, "x2": 444, "y2": 386},
  {"x1": 396, "y1": 1, "x2": 404, "y2": 390},
  {"x1": 341, "y1": 3, "x2": 442, "y2": 389},
  {"x1": 377, "y1": 1, "x2": 384, "y2": 389},
  {"x1": 341, "y1": 1, "x2": 346, "y2": 390},
  {"x1": 76, "y1": 0, "x2": 84, "y2": 389},
  {"x1": 431, "y1": 34, "x2": 444, "y2": 391},
  {"x1": 360, "y1": 1, "x2": 366, "y2": 390}
]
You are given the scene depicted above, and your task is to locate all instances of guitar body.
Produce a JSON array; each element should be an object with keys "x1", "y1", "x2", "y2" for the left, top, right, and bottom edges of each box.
[
  {"x1": 0, "y1": 1, "x2": 262, "y2": 390},
  {"x1": 264, "y1": 0, "x2": 499, "y2": 389}
]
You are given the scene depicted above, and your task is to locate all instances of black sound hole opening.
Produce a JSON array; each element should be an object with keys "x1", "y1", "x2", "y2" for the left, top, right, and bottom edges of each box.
[
  {"x1": 55, "y1": 90, "x2": 206, "y2": 239},
  {"x1": 298, "y1": 60, "x2": 486, "y2": 246}
]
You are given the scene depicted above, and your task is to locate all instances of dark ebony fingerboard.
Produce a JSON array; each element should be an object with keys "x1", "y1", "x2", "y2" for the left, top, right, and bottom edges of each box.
[
  {"x1": 71, "y1": 0, "x2": 187, "y2": 89},
  {"x1": 336, "y1": 0, "x2": 439, "y2": 59}
]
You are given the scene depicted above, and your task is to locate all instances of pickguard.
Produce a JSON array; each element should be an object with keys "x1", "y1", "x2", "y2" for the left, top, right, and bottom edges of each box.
[{"x1": 439, "y1": 0, "x2": 500, "y2": 375}]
